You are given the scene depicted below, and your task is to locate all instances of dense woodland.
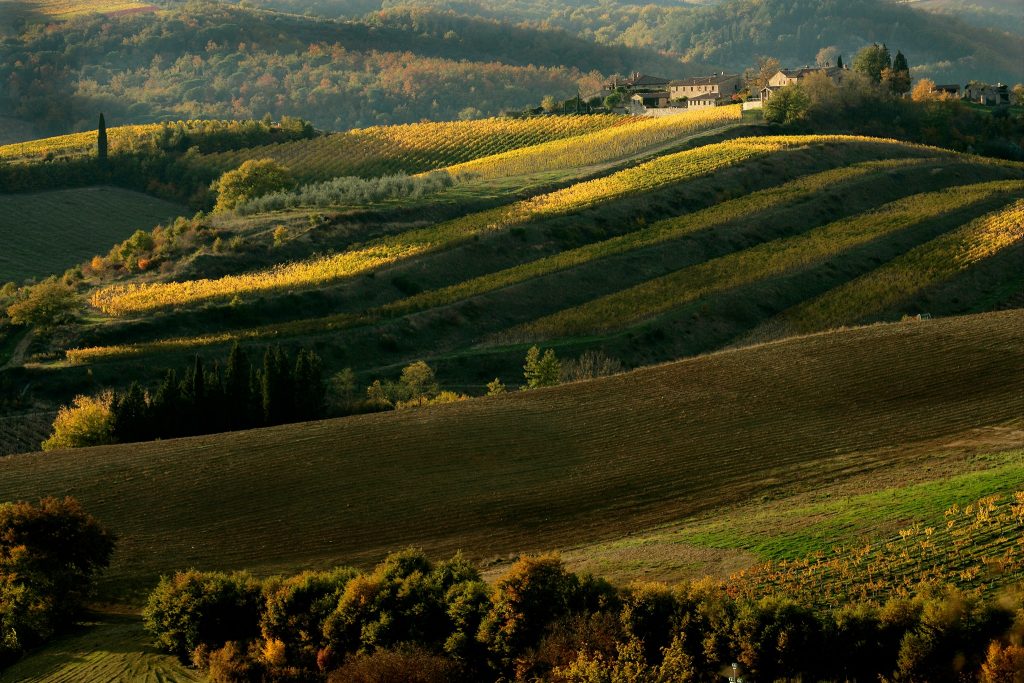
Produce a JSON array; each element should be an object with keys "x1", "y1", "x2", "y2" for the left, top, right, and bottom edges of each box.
[
  {"x1": 239, "y1": 0, "x2": 1023, "y2": 81},
  {"x1": 0, "y1": 3, "x2": 670, "y2": 136},
  {"x1": 0, "y1": 0, "x2": 1021, "y2": 139}
]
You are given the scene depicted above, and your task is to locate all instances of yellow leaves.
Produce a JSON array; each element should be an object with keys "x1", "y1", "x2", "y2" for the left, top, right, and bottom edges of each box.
[
  {"x1": 201, "y1": 114, "x2": 633, "y2": 179},
  {"x1": 511, "y1": 179, "x2": 1022, "y2": 342},
  {"x1": 781, "y1": 197, "x2": 1024, "y2": 333},
  {"x1": 442, "y1": 106, "x2": 744, "y2": 179},
  {"x1": 87, "y1": 133, "x2": 808, "y2": 316}
]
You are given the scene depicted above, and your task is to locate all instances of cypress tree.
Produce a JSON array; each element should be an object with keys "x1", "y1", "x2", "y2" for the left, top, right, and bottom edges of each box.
[
  {"x1": 152, "y1": 369, "x2": 181, "y2": 438},
  {"x1": 248, "y1": 365, "x2": 263, "y2": 427},
  {"x1": 893, "y1": 50, "x2": 908, "y2": 74},
  {"x1": 262, "y1": 346, "x2": 287, "y2": 425},
  {"x1": 97, "y1": 113, "x2": 108, "y2": 164},
  {"x1": 191, "y1": 355, "x2": 205, "y2": 406},
  {"x1": 837, "y1": 55, "x2": 843, "y2": 69},
  {"x1": 111, "y1": 382, "x2": 148, "y2": 443},
  {"x1": 294, "y1": 349, "x2": 325, "y2": 420},
  {"x1": 224, "y1": 343, "x2": 251, "y2": 429}
]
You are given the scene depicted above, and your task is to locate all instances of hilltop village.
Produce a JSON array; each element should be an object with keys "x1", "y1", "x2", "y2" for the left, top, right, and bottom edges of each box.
[{"x1": 571, "y1": 58, "x2": 1015, "y2": 116}]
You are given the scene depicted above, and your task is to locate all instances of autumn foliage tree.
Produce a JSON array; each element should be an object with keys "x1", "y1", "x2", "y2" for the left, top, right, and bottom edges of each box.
[
  {"x1": 0, "y1": 498, "x2": 115, "y2": 664},
  {"x1": 213, "y1": 159, "x2": 293, "y2": 212},
  {"x1": 5, "y1": 280, "x2": 79, "y2": 329}
]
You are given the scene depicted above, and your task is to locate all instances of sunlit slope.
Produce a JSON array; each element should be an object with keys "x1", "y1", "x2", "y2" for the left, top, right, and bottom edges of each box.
[
  {"x1": 508, "y1": 180, "x2": 1023, "y2": 340},
  {"x1": 0, "y1": 123, "x2": 162, "y2": 163},
  {"x1": 197, "y1": 113, "x2": 639, "y2": 181},
  {"x1": 0, "y1": 0, "x2": 156, "y2": 22},
  {"x1": 68, "y1": 136, "x2": 1023, "y2": 367},
  {"x1": 3, "y1": 310, "x2": 1021, "y2": 599},
  {"x1": 86, "y1": 135, "x2": 939, "y2": 317}
]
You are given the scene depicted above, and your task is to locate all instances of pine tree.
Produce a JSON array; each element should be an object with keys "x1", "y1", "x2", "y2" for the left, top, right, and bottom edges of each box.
[
  {"x1": 524, "y1": 346, "x2": 561, "y2": 389},
  {"x1": 97, "y1": 113, "x2": 108, "y2": 164},
  {"x1": 152, "y1": 369, "x2": 181, "y2": 438}
]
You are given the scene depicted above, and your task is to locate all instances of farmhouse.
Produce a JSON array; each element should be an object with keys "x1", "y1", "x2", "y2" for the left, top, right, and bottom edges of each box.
[
  {"x1": 668, "y1": 73, "x2": 742, "y2": 104},
  {"x1": 760, "y1": 66, "x2": 844, "y2": 102},
  {"x1": 606, "y1": 72, "x2": 670, "y2": 93},
  {"x1": 965, "y1": 82, "x2": 1010, "y2": 106},
  {"x1": 631, "y1": 91, "x2": 670, "y2": 108},
  {"x1": 682, "y1": 93, "x2": 721, "y2": 110}
]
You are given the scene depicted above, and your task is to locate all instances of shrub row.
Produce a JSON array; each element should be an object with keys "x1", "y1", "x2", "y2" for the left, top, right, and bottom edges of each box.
[{"x1": 144, "y1": 550, "x2": 1024, "y2": 682}]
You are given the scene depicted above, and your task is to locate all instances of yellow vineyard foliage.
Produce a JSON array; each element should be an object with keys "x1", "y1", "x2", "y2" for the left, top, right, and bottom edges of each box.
[
  {"x1": 441, "y1": 105, "x2": 744, "y2": 179},
  {"x1": 510, "y1": 179, "x2": 1024, "y2": 341},
  {"x1": 779, "y1": 198, "x2": 1024, "y2": 332},
  {"x1": 13, "y1": 0, "x2": 154, "y2": 18},
  {"x1": 65, "y1": 156, "x2": 926, "y2": 362},
  {"x1": 378, "y1": 157, "x2": 936, "y2": 318},
  {"x1": 199, "y1": 114, "x2": 635, "y2": 180},
  {"x1": 0, "y1": 124, "x2": 164, "y2": 163},
  {"x1": 91, "y1": 134, "x2": 849, "y2": 316}
]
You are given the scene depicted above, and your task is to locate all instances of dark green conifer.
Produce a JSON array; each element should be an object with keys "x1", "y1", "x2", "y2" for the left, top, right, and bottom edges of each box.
[
  {"x1": 224, "y1": 343, "x2": 251, "y2": 429},
  {"x1": 97, "y1": 113, "x2": 108, "y2": 163},
  {"x1": 111, "y1": 381, "x2": 148, "y2": 443}
]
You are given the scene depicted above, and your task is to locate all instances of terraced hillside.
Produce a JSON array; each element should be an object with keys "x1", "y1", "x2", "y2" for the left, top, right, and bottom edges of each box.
[
  {"x1": 0, "y1": 187, "x2": 187, "y2": 283},
  {"x1": 56, "y1": 132, "x2": 1024, "y2": 393},
  {"x1": 2, "y1": 310, "x2": 1021, "y2": 602}
]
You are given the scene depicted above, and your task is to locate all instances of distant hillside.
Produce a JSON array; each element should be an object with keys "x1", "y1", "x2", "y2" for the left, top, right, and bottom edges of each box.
[
  {"x1": 288, "y1": 0, "x2": 1024, "y2": 83},
  {"x1": 0, "y1": 309, "x2": 1019, "y2": 601},
  {"x1": 0, "y1": 1, "x2": 681, "y2": 135},
  {"x1": 906, "y1": 0, "x2": 1024, "y2": 36}
]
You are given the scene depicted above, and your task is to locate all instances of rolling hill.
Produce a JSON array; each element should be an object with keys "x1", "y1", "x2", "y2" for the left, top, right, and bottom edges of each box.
[
  {"x1": 0, "y1": 309, "x2": 1020, "y2": 603},
  {"x1": 44, "y1": 126, "x2": 1022, "y2": 401}
]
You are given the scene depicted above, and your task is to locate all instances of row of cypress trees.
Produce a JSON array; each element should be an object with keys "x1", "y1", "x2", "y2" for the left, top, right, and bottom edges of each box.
[{"x1": 109, "y1": 343, "x2": 325, "y2": 443}]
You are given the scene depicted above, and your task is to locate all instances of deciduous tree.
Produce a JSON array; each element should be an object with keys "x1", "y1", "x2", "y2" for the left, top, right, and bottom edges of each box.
[
  {"x1": 213, "y1": 159, "x2": 293, "y2": 212},
  {"x1": 852, "y1": 43, "x2": 892, "y2": 83},
  {"x1": 42, "y1": 392, "x2": 115, "y2": 450}
]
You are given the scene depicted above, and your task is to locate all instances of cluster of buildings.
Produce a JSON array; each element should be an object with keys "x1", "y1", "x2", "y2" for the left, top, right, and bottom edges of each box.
[
  {"x1": 590, "y1": 72, "x2": 744, "y2": 113},
  {"x1": 593, "y1": 66, "x2": 1013, "y2": 115},
  {"x1": 594, "y1": 67, "x2": 847, "y2": 114},
  {"x1": 942, "y1": 82, "x2": 1012, "y2": 106}
]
